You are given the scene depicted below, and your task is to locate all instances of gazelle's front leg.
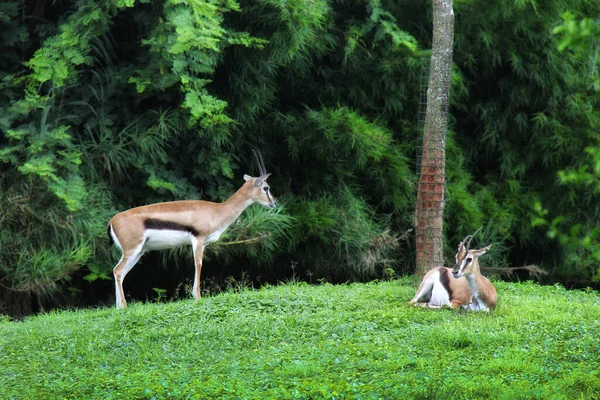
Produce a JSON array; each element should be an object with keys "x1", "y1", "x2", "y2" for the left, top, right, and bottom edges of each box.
[{"x1": 192, "y1": 239, "x2": 205, "y2": 300}]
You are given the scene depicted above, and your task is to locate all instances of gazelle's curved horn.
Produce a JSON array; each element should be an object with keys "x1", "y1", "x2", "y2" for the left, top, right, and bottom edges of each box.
[
  {"x1": 460, "y1": 234, "x2": 472, "y2": 250},
  {"x1": 253, "y1": 149, "x2": 267, "y2": 176},
  {"x1": 464, "y1": 226, "x2": 483, "y2": 251}
]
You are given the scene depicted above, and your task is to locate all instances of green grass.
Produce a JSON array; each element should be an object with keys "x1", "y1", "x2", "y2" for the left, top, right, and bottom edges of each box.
[{"x1": 1, "y1": 279, "x2": 599, "y2": 399}]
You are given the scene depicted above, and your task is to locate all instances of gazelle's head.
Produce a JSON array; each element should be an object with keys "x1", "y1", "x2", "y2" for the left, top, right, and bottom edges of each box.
[
  {"x1": 243, "y1": 173, "x2": 276, "y2": 209},
  {"x1": 243, "y1": 150, "x2": 276, "y2": 209},
  {"x1": 452, "y1": 230, "x2": 491, "y2": 279}
]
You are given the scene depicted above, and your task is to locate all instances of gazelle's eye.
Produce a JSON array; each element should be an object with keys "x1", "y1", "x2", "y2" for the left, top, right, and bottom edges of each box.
[
  {"x1": 466, "y1": 257, "x2": 472, "y2": 263},
  {"x1": 263, "y1": 186, "x2": 269, "y2": 192}
]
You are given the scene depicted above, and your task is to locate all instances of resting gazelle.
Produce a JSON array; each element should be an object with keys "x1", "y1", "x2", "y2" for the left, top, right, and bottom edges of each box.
[
  {"x1": 409, "y1": 231, "x2": 497, "y2": 311},
  {"x1": 107, "y1": 151, "x2": 276, "y2": 309}
]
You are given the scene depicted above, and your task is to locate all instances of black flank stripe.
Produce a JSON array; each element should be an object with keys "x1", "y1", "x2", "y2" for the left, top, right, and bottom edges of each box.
[
  {"x1": 144, "y1": 218, "x2": 199, "y2": 236},
  {"x1": 438, "y1": 267, "x2": 453, "y2": 301}
]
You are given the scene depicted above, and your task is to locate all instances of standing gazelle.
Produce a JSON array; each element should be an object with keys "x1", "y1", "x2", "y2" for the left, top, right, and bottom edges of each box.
[
  {"x1": 107, "y1": 151, "x2": 276, "y2": 309},
  {"x1": 409, "y1": 231, "x2": 497, "y2": 311}
]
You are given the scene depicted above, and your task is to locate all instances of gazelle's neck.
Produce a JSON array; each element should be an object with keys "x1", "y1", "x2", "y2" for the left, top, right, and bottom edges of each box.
[
  {"x1": 464, "y1": 261, "x2": 482, "y2": 297},
  {"x1": 464, "y1": 274, "x2": 479, "y2": 297},
  {"x1": 219, "y1": 185, "x2": 254, "y2": 223}
]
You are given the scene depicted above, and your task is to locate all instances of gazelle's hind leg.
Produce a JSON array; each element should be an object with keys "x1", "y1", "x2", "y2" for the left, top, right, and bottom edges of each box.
[
  {"x1": 409, "y1": 275, "x2": 434, "y2": 305},
  {"x1": 191, "y1": 238, "x2": 205, "y2": 301},
  {"x1": 113, "y1": 243, "x2": 145, "y2": 309}
]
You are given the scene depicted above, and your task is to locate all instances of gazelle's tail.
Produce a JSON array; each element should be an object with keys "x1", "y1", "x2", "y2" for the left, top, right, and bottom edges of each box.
[{"x1": 107, "y1": 224, "x2": 114, "y2": 246}]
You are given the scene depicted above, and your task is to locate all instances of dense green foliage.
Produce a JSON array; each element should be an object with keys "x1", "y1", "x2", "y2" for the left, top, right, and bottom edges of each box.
[
  {"x1": 1, "y1": 280, "x2": 599, "y2": 398},
  {"x1": 0, "y1": 0, "x2": 599, "y2": 309},
  {"x1": 452, "y1": 1, "x2": 600, "y2": 284}
]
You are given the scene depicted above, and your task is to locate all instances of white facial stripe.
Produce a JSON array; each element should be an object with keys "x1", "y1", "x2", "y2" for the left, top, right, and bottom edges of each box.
[
  {"x1": 455, "y1": 255, "x2": 469, "y2": 274},
  {"x1": 460, "y1": 253, "x2": 475, "y2": 271}
]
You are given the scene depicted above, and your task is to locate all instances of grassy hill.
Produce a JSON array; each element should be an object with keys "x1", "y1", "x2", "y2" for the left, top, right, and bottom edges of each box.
[{"x1": 1, "y1": 278, "x2": 599, "y2": 399}]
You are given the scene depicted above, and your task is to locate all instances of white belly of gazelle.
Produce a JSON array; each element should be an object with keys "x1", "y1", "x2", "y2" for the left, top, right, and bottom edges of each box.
[{"x1": 143, "y1": 229, "x2": 193, "y2": 250}]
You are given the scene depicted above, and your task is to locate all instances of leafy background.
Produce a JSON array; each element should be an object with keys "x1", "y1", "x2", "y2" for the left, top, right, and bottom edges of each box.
[{"x1": 0, "y1": 0, "x2": 598, "y2": 315}]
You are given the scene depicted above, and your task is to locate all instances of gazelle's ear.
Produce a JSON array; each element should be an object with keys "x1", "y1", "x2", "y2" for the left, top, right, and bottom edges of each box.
[
  {"x1": 254, "y1": 173, "x2": 271, "y2": 186},
  {"x1": 473, "y1": 244, "x2": 492, "y2": 257},
  {"x1": 244, "y1": 174, "x2": 252, "y2": 182}
]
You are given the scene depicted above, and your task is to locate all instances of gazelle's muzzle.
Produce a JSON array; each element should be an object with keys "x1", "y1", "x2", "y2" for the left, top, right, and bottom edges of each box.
[
  {"x1": 452, "y1": 260, "x2": 464, "y2": 278},
  {"x1": 266, "y1": 193, "x2": 277, "y2": 209}
]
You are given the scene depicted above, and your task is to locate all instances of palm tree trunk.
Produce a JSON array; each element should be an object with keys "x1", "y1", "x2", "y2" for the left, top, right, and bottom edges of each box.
[{"x1": 415, "y1": 0, "x2": 454, "y2": 275}]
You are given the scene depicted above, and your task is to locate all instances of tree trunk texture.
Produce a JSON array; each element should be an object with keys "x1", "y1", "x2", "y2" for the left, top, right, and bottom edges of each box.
[{"x1": 415, "y1": 0, "x2": 454, "y2": 275}]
